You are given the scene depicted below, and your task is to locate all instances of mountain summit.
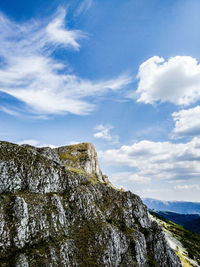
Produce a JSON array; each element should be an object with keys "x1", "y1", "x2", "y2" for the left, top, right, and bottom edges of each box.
[{"x1": 0, "y1": 141, "x2": 182, "y2": 266}]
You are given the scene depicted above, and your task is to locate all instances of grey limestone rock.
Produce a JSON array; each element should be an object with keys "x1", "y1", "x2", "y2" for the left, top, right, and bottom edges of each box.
[{"x1": 0, "y1": 141, "x2": 182, "y2": 266}]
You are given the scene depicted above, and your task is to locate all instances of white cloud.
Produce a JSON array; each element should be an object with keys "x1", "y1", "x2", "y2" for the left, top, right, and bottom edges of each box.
[
  {"x1": 174, "y1": 184, "x2": 200, "y2": 190},
  {"x1": 75, "y1": 0, "x2": 93, "y2": 16},
  {"x1": 17, "y1": 139, "x2": 40, "y2": 146},
  {"x1": 46, "y1": 9, "x2": 84, "y2": 50},
  {"x1": 136, "y1": 188, "x2": 171, "y2": 194},
  {"x1": 67, "y1": 141, "x2": 80, "y2": 145},
  {"x1": 94, "y1": 124, "x2": 119, "y2": 143},
  {"x1": 110, "y1": 172, "x2": 151, "y2": 184},
  {"x1": 100, "y1": 137, "x2": 200, "y2": 182},
  {"x1": 0, "y1": 106, "x2": 20, "y2": 116},
  {"x1": 172, "y1": 105, "x2": 200, "y2": 139},
  {"x1": 0, "y1": 9, "x2": 132, "y2": 116},
  {"x1": 136, "y1": 56, "x2": 200, "y2": 106},
  {"x1": 17, "y1": 139, "x2": 57, "y2": 148}
]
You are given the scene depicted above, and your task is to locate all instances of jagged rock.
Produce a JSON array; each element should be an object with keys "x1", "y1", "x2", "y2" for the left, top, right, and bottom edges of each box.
[
  {"x1": 0, "y1": 141, "x2": 182, "y2": 266},
  {"x1": 55, "y1": 143, "x2": 107, "y2": 183}
]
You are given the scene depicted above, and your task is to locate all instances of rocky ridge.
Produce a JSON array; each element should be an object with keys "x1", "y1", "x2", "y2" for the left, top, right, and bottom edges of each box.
[{"x1": 0, "y1": 141, "x2": 182, "y2": 266}]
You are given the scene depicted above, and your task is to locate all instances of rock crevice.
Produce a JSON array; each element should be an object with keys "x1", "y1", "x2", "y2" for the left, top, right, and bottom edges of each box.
[{"x1": 0, "y1": 141, "x2": 182, "y2": 266}]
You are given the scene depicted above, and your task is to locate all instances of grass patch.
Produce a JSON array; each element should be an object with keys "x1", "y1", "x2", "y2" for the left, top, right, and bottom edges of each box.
[
  {"x1": 176, "y1": 251, "x2": 193, "y2": 267},
  {"x1": 58, "y1": 143, "x2": 89, "y2": 165},
  {"x1": 59, "y1": 153, "x2": 76, "y2": 162},
  {"x1": 67, "y1": 166, "x2": 99, "y2": 184},
  {"x1": 71, "y1": 220, "x2": 105, "y2": 267}
]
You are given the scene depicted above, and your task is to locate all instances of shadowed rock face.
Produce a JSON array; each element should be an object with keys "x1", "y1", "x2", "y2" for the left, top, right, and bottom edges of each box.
[{"x1": 0, "y1": 141, "x2": 182, "y2": 267}]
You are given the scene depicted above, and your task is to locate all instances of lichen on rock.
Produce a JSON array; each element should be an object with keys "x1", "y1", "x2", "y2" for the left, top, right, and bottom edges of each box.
[{"x1": 0, "y1": 141, "x2": 182, "y2": 266}]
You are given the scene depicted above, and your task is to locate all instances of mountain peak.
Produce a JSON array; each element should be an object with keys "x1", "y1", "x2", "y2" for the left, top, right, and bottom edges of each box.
[
  {"x1": 0, "y1": 140, "x2": 182, "y2": 266},
  {"x1": 55, "y1": 142, "x2": 109, "y2": 184}
]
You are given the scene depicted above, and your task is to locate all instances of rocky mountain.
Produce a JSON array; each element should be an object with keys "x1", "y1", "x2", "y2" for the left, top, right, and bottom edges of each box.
[
  {"x1": 143, "y1": 198, "x2": 200, "y2": 214},
  {"x1": 0, "y1": 141, "x2": 182, "y2": 266}
]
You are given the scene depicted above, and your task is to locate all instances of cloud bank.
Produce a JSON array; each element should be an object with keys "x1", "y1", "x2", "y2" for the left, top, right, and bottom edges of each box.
[
  {"x1": 136, "y1": 56, "x2": 200, "y2": 106},
  {"x1": 0, "y1": 9, "x2": 131, "y2": 116},
  {"x1": 100, "y1": 137, "x2": 200, "y2": 182},
  {"x1": 110, "y1": 172, "x2": 151, "y2": 184}
]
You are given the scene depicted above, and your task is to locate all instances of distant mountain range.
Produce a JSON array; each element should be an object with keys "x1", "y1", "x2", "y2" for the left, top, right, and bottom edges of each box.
[{"x1": 142, "y1": 198, "x2": 200, "y2": 214}]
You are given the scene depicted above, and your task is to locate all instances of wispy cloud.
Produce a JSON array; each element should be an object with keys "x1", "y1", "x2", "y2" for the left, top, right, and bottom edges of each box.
[
  {"x1": 75, "y1": 0, "x2": 93, "y2": 16},
  {"x1": 94, "y1": 124, "x2": 119, "y2": 143},
  {"x1": 0, "y1": 106, "x2": 20, "y2": 116},
  {"x1": 0, "y1": 9, "x2": 132, "y2": 117}
]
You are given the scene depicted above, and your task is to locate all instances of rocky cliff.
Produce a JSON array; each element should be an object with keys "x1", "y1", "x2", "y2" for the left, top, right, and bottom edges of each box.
[{"x1": 0, "y1": 141, "x2": 182, "y2": 267}]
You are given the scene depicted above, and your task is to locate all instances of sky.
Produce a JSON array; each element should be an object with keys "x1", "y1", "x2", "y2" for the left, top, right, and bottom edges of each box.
[{"x1": 1, "y1": 0, "x2": 200, "y2": 201}]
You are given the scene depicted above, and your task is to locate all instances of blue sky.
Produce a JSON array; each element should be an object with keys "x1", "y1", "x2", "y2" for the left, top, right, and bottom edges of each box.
[{"x1": 1, "y1": 0, "x2": 200, "y2": 201}]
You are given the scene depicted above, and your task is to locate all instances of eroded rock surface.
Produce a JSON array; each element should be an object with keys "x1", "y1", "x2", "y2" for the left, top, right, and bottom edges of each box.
[{"x1": 0, "y1": 141, "x2": 182, "y2": 266}]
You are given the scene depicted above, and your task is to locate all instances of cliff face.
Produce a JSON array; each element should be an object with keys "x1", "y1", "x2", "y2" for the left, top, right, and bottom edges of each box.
[{"x1": 0, "y1": 141, "x2": 182, "y2": 267}]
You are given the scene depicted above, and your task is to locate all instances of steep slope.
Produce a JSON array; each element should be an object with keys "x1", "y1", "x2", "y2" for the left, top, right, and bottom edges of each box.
[
  {"x1": 143, "y1": 198, "x2": 200, "y2": 214},
  {"x1": 149, "y1": 211, "x2": 200, "y2": 234},
  {"x1": 184, "y1": 217, "x2": 200, "y2": 235},
  {"x1": 150, "y1": 211, "x2": 200, "y2": 267},
  {"x1": 0, "y1": 141, "x2": 182, "y2": 266}
]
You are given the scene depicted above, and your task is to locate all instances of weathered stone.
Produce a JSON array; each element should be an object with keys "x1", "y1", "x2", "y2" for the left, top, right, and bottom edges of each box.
[{"x1": 0, "y1": 141, "x2": 182, "y2": 266}]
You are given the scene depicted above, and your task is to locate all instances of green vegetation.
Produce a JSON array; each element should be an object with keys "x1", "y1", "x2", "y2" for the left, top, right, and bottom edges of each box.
[
  {"x1": 147, "y1": 250, "x2": 157, "y2": 267},
  {"x1": 176, "y1": 251, "x2": 193, "y2": 267},
  {"x1": 0, "y1": 141, "x2": 31, "y2": 161},
  {"x1": 59, "y1": 153, "x2": 76, "y2": 162},
  {"x1": 150, "y1": 210, "x2": 200, "y2": 234},
  {"x1": 58, "y1": 143, "x2": 102, "y2": 185},
  {"x1": 58, "y1": 143, "x2": 89, "y2": 165},
  {"x1": 71, "y1": 220, "x2": 105, "y2": 267},
  {"x1": 66, "y1": 143, "x2": 89, "y2": 151},
  {"x1": 67, "y1": 166, "x2": 89, "y2": 176},
  {"x1": 0, "y1": 141, "x2": 57, "y2": 172},
  {"x1": 67, "y1": 166, "x2": 98, "y2": 184},
  {"x1": 150, "y1": 211, "x2": 200, "y2": 265},
  {"x1": 71, "y1": 219, "x2": 136, "y2": 267}
]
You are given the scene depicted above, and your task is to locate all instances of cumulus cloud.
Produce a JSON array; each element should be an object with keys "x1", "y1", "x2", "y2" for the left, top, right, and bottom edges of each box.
[
  {"x1": 99, "y1": 137, "x2": 200, "y2": 182},
  {"x1": 136, "y1": 56, "x2": 200, "y2": 106},
  {"x1": 0, "y1": 9, "x2": 132, "y2": 116},
  {"x1": 94, "y1": 124, "x2": 119, "y2": 143},
  {"x1": 172, "y1": 105, "x2": 200, "y2": 139},
  {"x1": 110, "y1": 172, "x2": 151, "y2": 184}
]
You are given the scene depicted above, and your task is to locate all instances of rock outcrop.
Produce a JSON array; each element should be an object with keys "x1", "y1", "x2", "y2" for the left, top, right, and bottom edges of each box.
[{"x1": 0, "y1": 141, "x2": 182, "y2": 266}]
